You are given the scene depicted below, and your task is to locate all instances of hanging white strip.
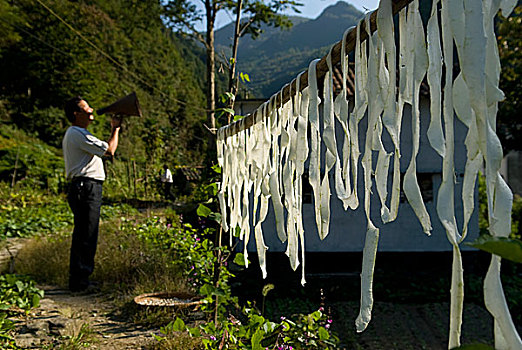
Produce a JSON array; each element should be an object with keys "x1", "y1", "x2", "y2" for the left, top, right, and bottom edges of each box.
[
  {"x1": 319, "y1": 47, "x2": 337, "y2": 240},
  {"x1": 453, "y1": 75, "x2": 482, "y2": 240},
  {"x1": 229, "y1": 133, "x2": 241, "y2": 234},
  {"x1": 500, "y1": 0, "x2": 517, "y2": 16},
  {"x1": 463, "y1": 0, "x2": 522, "y2": 347},
  {"x1": 439, "y1": 2, "x2": 464, "y2": 347},
  {"x1": 356, "y1": 14, "x2": 381, "y2": 334},
  {"x1": 282, "y1": 91, "x2": 300, "y2": 271},
  {"x1": 216, "y1": 130, "x2": 229, "y2": 233},
  {"x1": 373, "y1": 35, "x2": 393, "y2": 224},
  {"x1": 307, "y1": 59, "x2": 324, "y2": 240},
  {"x1": 402, "y1": 0, "x2": 432, "y2": 236},
  {"x1": 347, "y1": 22, "x2": 368, "y2": 211},
  {"x1": 426, "y1": 0, "x2": 446, "y2": 158},
  {"x1": 296, "y1": 83, "x2": 310, "y2": 286},
  {"x1": 268, "y1": 94, "x2": 287, "y2": 243},
  {"x1": 240, "y1": 129, "x2": 252, "y2": 267},
  {"x1": 377, "y1": 0, "x2": 400, "y2": 224},
  {"x1": 334, "y1": 28, "x2": 355, "y2": 210},
  {"x1": 252, "y1": 110, "x2": 270, "y2": 278}
]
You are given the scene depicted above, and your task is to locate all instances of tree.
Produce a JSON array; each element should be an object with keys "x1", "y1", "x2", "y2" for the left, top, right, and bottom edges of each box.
[
  {"x1": 163, "y1": 0, "x2": 302, "y2": 130},
  {"x1": 497, "y1": 5, "x2": 522, "y2": 153}
]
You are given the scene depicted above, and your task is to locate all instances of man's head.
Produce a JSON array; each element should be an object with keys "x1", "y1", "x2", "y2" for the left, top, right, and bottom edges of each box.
[{"x1": 64, "y1": 96, "x2": 94, "y2": 126}]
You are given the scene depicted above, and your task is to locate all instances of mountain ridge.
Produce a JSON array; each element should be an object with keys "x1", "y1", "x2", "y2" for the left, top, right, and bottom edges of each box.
[{"x1": 215, "y1": 1, "x2": 364, "y2": 97}]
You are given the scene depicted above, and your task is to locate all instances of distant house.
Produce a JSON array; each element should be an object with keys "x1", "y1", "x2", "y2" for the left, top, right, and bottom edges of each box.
[{"x1": 233, "y1": 64, "x2": 479, "y2": 253}]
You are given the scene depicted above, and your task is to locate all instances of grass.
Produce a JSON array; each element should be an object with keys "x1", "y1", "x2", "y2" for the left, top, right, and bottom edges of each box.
[
  {"x1": 57, "y1": 322, "x2": 98, "y2": 350},
  {"x1": 10, "y1": 208, "x2": 193, "y2": 329}
]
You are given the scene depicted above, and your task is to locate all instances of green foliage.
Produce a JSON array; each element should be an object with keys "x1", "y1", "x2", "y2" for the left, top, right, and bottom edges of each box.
[
  {"x1": 0, "y1": 183, "x2": 72, "y2": 239},
  {"x1": 497, "y1": 6, "x2": 522, "y2": 152},
  {"x1": 0, "y1": 0, "x2": 208, "y2": 197},
  {"x1": 0, "y1": 274, "x2": 44, "y2": 312},
  {"x1": 478, "y1": 172, "x2": 522, "y2": 240},
  {"x1": 58, "y1": 323, "x2": 98, "y2": 350},
  {"x1": 0, "y1": 0, "x2": 26, "y2": 49},
  {"x1": 165, "y1": 305, "x2": 340, "y2": 349},
  {"x1": 0, "y1": 274, "x2": 44, "y2": 349},
  {"x1": 0, "y1": 124, "x2": 65, "y2": 191},
  {"x1": 467, "y1": 236, "x2": 522, "y2": 263}
]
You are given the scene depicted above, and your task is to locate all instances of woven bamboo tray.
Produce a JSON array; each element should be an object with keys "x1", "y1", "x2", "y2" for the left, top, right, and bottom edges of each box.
[{"x1": 134, "y1": 292, "x2": 203, "y2": 307}]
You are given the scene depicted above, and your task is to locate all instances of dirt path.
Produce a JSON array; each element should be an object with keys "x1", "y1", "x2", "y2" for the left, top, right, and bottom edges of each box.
[{"x1": 12, "y1": 286, "x2": 155, "y2": 349}]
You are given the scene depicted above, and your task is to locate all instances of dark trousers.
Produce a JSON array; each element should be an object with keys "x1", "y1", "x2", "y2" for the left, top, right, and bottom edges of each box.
[
  {"x1": 67, "y1": 178, "x2": 103, "y2": 291},
  {"x1": 164, "y1": 182, "x2": 173, "y2": 200}
]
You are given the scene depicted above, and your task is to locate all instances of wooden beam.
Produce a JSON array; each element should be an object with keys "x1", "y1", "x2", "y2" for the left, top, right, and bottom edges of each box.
[{"x1": 220, "y1": 0, "x2": 415, "y2": 138}]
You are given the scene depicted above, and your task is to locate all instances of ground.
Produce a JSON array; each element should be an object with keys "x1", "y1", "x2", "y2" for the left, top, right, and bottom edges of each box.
[
  {"x1": 12, "y1": 285, "x2": 154, "y2": 349},
  {"x1": 1, "y1": 238, "x2": 513, "y2": 349},
  {"x1": 8, "y1": 285, "x2": 495, "y2": 349}
]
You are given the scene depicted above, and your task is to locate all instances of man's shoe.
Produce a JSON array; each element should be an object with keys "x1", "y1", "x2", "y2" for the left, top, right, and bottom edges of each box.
[{"x1": 70, "y1": 282, "x2": 100, "y2": 295}]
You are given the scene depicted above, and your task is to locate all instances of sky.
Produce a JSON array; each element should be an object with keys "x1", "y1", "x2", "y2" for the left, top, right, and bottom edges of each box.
[{"x1": 195, "y1": 0, "x2": 380, "y2": 31}]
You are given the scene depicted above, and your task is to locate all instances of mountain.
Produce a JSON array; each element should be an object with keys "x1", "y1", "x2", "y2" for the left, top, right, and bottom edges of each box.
[{"x1": 215, "y1": 1, "x2": 363, "y2": 98}]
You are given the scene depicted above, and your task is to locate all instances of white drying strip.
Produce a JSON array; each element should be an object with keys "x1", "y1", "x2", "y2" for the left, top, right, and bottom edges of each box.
[{"x1": 216, "y1": 0, "x2": 521, "y2": 348}]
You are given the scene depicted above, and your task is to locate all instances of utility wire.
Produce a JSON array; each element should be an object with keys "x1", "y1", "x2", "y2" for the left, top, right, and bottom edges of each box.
[{"x1": 33, "y1": 0, "x2": 210, "y2": 113}]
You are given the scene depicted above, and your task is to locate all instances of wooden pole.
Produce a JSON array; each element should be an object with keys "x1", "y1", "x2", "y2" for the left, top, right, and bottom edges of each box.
[
  {"x1": 133, "y1": 159, "x2": 138, "y2": 199},
  {"x1": 220, "y1": 0, "x2": 414, "y2": 138},
  {"x1": 10, "y1": 147, "x2": 20, "y2": 189}
]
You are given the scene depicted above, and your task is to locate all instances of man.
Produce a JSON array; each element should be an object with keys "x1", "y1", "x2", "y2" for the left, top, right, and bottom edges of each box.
[
  {"x1": 161, "y1": 164, "x2": 174, "y2": 200},
  {"x1": 62, "y1": 96, "x2": 121, "y2": 293}
]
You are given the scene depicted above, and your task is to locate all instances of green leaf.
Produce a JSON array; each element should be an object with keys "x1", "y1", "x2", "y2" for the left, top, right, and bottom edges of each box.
[
  {"x1": 233, "y1": 253, "x2": 246, "y2": 266},
  {"x1": 310, "y1": 310, "x2": 322, "y2": 321},
  {"x1": 233, "y1": 114, "x2": 243, "y2": 121},
  {"x1": 318, "y1": 326, "x2": 329, "y2": 340},
  {"x1": 209, "y1": 212, "x2": 222, "y2": 224},
  {"x1": 261, "y1": 284, "x2": 274, "y2": 297},
  {"x1": 466, "y1": 236, "x2": 522, "y2": 263},
  {"x1": 188, "y1": 326, "x2": 201, "y2": 337},
  {"x1": 172, "y1": 317, "x2": 186, "y2": 332},
  {"x1": 15, "y1": 280, "x2": 24, "y2": 292},
  {"x1": 251, "y1": 329, "x2": 265, "y2": 350},
  {"x1": 222, "y1": 108, "x2": 235, "y2": 115},
  {"x1": 31, "y1": 294, "x2": 40, "y2": 308},
  {"x1": 197, "y1": 204, "x2": 212, "y2": 218}
]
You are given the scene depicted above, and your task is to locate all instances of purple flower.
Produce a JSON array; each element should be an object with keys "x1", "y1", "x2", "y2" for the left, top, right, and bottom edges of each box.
[
  {"x1": 280, "y1": 316, "x2": 286, "y2": 321},
  {"x1": 191, "y1": 265, "x2": 195, "y2": 270},
  {"x1": 327, "y1": 319, "x2": 332, "y2": 324},
  {"x1": 318, "y1": 307, "x2": 324, "y2": 311},
  {"x1": 196, "y1": 238, "x2": 201, "y2": 241},
  {"x1": 325, "y1": 324, "x2": 330, "y2": 329},
  {"x1": 210, "y1": 335, "x2": 216, "y2": 341},
  {"x1": 167, "y1": 223, "x2": 172, "y2": 228}
]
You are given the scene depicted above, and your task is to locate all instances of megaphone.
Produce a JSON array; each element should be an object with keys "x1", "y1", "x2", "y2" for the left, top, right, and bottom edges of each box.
[{"x1": 97, "y1": 92, "x2": 142, "y2": 117}]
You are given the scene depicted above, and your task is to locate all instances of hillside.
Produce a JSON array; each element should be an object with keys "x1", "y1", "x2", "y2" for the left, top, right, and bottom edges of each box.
[{"x1": 216, "y1": 1, "x2": 363, "y2": 97}]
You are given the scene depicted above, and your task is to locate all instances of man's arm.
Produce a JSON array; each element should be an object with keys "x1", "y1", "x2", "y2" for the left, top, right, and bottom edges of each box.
[{"x1": 105, "y1": 116, "x2": 122, "y2": 156}]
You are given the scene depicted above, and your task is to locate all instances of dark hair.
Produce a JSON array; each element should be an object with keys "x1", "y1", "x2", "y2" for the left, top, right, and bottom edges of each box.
[{"x1": 64, "y1": 96, "x2": 84, "y2": 122}]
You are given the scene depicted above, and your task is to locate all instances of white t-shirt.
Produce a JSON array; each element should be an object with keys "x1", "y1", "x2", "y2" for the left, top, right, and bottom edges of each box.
[
  {"x1": 162, "y1": 168, "x2": 173, "y2": 183},
  {"x1": 62, "y1": 126, "x2": 108, "y2": 181}
]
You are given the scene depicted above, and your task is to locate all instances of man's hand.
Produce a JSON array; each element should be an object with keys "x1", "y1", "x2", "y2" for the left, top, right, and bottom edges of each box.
[{"x1": 111, "y1": 116, "x2": 122, "y2": 129}]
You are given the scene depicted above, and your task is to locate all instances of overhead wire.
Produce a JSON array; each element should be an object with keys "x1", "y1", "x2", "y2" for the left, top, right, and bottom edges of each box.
[{"x1": 32, "y1": 0, "x2": 210, "y2": 113}]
